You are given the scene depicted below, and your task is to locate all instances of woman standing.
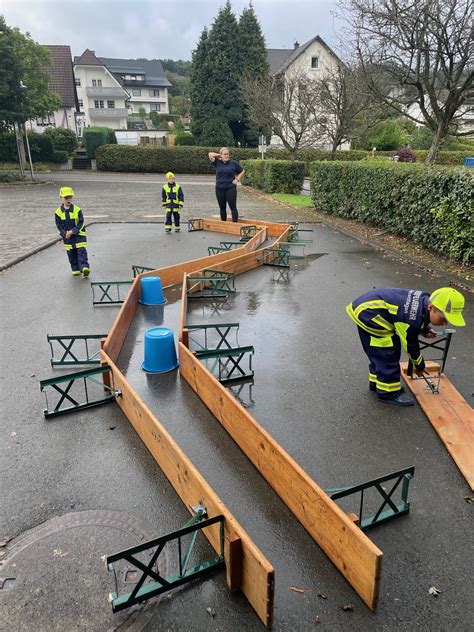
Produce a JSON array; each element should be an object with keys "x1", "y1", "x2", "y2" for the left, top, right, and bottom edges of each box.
[{"x1": 208, "y1": 147, "x2": 245, "y2": 222}]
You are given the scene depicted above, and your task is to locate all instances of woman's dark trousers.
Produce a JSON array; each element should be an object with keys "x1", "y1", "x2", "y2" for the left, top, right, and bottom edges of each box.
[{"x1": 215, "y1": 186, "x2": 238, "y2": 222}]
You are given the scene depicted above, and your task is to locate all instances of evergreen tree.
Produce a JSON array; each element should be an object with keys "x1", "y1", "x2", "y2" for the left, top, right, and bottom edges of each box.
[
  {"x1": 200, "y1": 107, "x2": 234, "y2": 146},
  {"x1": 205, "y1": 2, "x2": 243, "y2": 144},
  {"x1": 189, "y1": 28, "x2": 210, "y2": 140},
  {"x1": 237, "y1": 3, "x2": 270, "y2": 146}
]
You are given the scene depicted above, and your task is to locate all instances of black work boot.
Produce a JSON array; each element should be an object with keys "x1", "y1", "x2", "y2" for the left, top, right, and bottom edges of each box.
[{"x1": 377, "y1": 392, "x2": 414, "y2": 406}]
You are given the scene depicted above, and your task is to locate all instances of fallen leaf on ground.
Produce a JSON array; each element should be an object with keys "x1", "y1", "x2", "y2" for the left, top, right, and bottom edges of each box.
[
  {"x1": 290, "y1": 586, "x2": 311, "y2": 593},
  {"x1": 429, "y1": 586, "x2": 441, "y2": 596},
  {"x1": 318, "y1": 593, "x2": 327, "y2": 599},
  {"x1": 206, "y1": 607, "x2": 215, "y2": 617},
  {"x1": 464, "y1": 496, "x2": 474, "y2": 504},
  {"x1": 342, "y1": 603, "x2": 354, "y2": 611},
  {"x1": 10, "y1": 432, "x2": 17, "y2": 437}
]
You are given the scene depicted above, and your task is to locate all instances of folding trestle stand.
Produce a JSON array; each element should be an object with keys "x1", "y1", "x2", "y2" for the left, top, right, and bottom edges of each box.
[
  {"x1": 106, "y1": 503, "x2": 225, "y2": 612},
  {"x1": 47, "y1": 334, "x2": 107, "y2": 367},
  {"x1": 91, "y1": 281, "x2": 133, "y2": 305},
  {"x1": 187, "y1": 269, "x2": 236, "y2": 299},
  {"x1": 406, "y1": 329, "x2": 455, "y2": 393},
  {"x1": 40, "y1": 365, "x2": 120, "y2": 418},
  {"x1": 327, "y1": 466, "x2": 415, "y2": 531},
  {"x1": 132, "y1": 264, "x2": 156, "y2": 277},
  {"x1": 186, "y1": 322, "x2": 254, "y2": 384}
]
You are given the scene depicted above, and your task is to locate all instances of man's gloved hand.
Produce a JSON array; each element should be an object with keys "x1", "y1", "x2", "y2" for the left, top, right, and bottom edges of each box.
[{"x1": 424, "y1": 329, "x2": 437, "y2": 339}]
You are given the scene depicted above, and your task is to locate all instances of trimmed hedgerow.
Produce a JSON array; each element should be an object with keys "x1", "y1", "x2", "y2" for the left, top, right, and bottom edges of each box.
[
  {"x1": 310, "y1": 160, "x2": 473, "y2": 263},
  {"x1": 83, "y1": 127, "x2": 117, "y2": 159},
  {"x1": 242, "y1": 159, "x2": 305, "y2": 194}
]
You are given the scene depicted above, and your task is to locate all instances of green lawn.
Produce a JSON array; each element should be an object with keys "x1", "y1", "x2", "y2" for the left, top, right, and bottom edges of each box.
[{"x1": 272, "y1": 193, "x2": 314, "y2": 208}]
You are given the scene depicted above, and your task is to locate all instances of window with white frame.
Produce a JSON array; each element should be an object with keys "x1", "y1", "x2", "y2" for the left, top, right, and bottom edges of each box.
[
  {"x1": 150, "y1": 103, "x2": 161, "y2": 112},
  {"x1": 92, "y1": 79, "x2": 103, "y2": 87},
  {"x1": 107, "y1": 100, "x2": 115, "y2": 109},
  {"x1": 36, "y1": 115, "x2": 55, "y2": 126},
  {"x1": 132, "y1": 88, "x2": 141, "y2": 96},
  {"x1": 78, "y1": 99, "x2": 83, "y2": 108},
  {"x1": 75, "y1": 77, "x2": 81, "y2": 86},
  {"x1": 311, "y1": 56, "x2": 319, "y2": 69},
  {"x1": 94, "y1": 100, "x2": 105, "y2": 108},
  {"x1": 149, "y1": 89, "x2": 160, "y2": 97}
]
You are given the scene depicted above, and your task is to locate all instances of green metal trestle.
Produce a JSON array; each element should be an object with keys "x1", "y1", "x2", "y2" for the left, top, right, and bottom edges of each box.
[
  {"x1": 91, "y1": 281, "x2": 133, "y2": 305},
  {"x1": 132, "y1": 265, "x2": 156, "y2": 277},
  {"x1": 47, "y1": 334, "x2": 108, "y2": 367},
  {"x1": 196, "y1": 346, "x2": 254, "y2": 383},
  {"x1": 327, "y1": 466, "x2": 415, "y2": 531},
  {"x1": 106, "y1": 504, "x2": 225, "y2": 612},
  {"x1": 263, "y1": 248, "x2": 290, "y2": 268},
  {"x1": 188, "y1": 218, "x2": 204, "y2": 231},
  {"x1": 240, "y1": 225, "x2": 258, "y2": 242},
  {"x1": 187, "y1": 269, "x2": 236, "y2": 298},
  {"x1": 40, "y1": 365, "x2": 120, "y2": 418},
  {"x1": 407, "y1": 329, "x2": 455, "y2": 393},
  {"x1": 187, "y1": 322, "x2": 240, "y2": 351}
]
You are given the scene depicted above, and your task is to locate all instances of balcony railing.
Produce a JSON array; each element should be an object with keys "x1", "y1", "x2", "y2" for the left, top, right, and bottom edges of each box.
[
  {"x1": 86, "y1": 87, "x2": 127, "y2": 97},
  {"x1": 89, "y1": 108, "x2": 128, "y2": 118}
]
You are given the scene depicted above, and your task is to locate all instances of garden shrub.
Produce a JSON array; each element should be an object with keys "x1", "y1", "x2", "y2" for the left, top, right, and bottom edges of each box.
[
  {"x1": 242, "y1": 159, "x2": 305, "y2": 194},
  {"x1": 310, "y1": 160, "x2": 473, "y2": 263},
  {"x1": 43, "y1": 127, "x2": 78, "y2": 156},
  {"x1": 174, "y1": 133, "x2": 196, "y2": 146},
  {"x1": 83, "y1": 127, "x2": 117, "y2": 159}
]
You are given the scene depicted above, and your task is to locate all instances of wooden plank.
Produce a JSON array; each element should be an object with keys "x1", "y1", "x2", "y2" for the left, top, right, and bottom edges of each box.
[
  {"x1": 102, "y1": 277, "x2": 140, "y2": 362},
  {"x1": 226, "y1": 534, "x2": 243, "y2": 591},
  {"x1": 178, "y1": 273, "x2": 187, "y2": 342},
  {"x1": 237, "y1": 219, "x2": 292, "y2": 239},
  {"x1": 102, "y1": 352, "x2": 275, "y2": 627},
  {"x1": 179, "y1": 343, "x2": 382, "y2": 610},
  {"x1": 401, "y1": 362, "x2": 474, "y2": 490}
]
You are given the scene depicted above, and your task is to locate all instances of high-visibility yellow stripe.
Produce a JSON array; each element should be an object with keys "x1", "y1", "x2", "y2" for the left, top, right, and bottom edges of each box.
[
  {"x1": 394, "y1": 322, "x2": 409, "y2": 352},
  {"x1": 346, "y1": 304, "x2": 394, "y2": 336},
  {"x1": 75, "y1": 242, "x2": 88, "y2": 248},
  {"x1": 372, "y1": 314, "x2": 393, "y2": 330},
  {"x1": 376, "y1": 380, "x2": 401, "y2": 392},
  {"x1": 411, "y1": 354, "x2": 423, "y2": 366},
  {"x1": 370, "y1": 335, "x2": 394, "y2": 348},
  {"x1": 354, "y1": 300, "x2": 399, "y2": 318},
  {"x1": 369, "y1": 372, "x2": 377, "y2": 383}
]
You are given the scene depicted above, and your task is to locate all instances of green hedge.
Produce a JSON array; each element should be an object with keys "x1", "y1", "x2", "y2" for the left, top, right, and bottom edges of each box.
[
  {"x1": 310, "y1": 161, "x2": 473, "y2": 263},
  {"x1": 83, "y1": 127, "x2": 117, "y2": 159},
  {"x1": 96, "y1": 145, "x2": 258, "y2": 173},
  {"x1": 95, "y1": 144, "x2": 473, "y2": 175},
  {"x1": 243, "y1": 159, "x2": 305, "y2": 194},
  {"x1": 0, "y1": 131, "x2": 69, "y2": 163},
  {"x1": 174, "y1": 133, "x2": 197, "y2": 146}
]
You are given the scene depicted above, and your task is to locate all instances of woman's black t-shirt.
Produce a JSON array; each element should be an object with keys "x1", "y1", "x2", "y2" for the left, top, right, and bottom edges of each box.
[{"x1": 213, "y1": 158, "x2": 243, "y2": 189}]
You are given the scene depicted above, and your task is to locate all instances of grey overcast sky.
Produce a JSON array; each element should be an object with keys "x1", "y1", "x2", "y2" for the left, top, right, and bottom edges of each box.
[{"x1": 1, "y1": 0, "x2": 342, "y2": 60}]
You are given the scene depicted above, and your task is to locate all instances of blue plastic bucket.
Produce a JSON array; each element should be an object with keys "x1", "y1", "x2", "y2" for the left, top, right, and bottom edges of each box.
[
  {"x1": 464, "y1": 157, "x2": 474, "y2": 168},
  {"x1": 139, "y1": 276, "x2": 167, "y2": 305},
  {"x1": 142, "y1": 327, "x2": 179, "y2": 373}
]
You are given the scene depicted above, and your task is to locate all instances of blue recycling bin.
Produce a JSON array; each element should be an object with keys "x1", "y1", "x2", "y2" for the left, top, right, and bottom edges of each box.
[
  {"x1": 464, "y1": 157, "x2": 474, "y2": 168},
  {"x1": 139, "y1": 276, "x2": 167, "y2": 305},
  {"x1": 142, "y1": 327, "x2": 179, "y2": 373}
]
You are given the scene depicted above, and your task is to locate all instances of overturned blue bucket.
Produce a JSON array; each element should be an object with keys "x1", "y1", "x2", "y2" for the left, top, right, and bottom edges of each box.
[
  {"x1": 142, "y1": 327, "x2": 179, "y2": 373},
  {"x1": 139, "y1": 276, "x2": 167, "y2": 305}
]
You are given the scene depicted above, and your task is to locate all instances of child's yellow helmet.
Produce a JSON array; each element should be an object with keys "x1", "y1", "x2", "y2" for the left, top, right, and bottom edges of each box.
[
  {"x1": 165, "y1": 172, "x2": 175, "y2": 179},
  {"x1": 60, "y1": 187, "x2": 74, "y2": 197},
  {"x1": 429, "y1": 287, "x2": 465, "y2": 327}
]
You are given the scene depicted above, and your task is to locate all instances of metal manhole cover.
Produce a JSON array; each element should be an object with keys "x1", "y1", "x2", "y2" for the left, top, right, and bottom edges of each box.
[{"x1": 0, "y1": 510, "x2": 169, "y2": 631}]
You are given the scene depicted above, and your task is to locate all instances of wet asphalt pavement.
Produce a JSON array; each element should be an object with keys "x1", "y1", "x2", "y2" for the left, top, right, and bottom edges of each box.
[{"x1": 0, "y1": 174, "x2": 473, "y2": 631}]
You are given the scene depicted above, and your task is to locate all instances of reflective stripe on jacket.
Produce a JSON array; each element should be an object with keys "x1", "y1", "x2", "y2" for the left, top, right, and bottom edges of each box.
[
  {"x1": 55, "y1": 204, "x2": 87, "y2": 249},
  {"x1": 346, "y1": 288, "x2": 430, "y2": 368},
  {"x1": 162, "y1": 183, "x2": 184, "y2": 209}
]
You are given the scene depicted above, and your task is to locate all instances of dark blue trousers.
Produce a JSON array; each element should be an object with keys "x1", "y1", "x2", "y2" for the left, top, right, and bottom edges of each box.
[
  {"x1": 357, "y1": 328, "x2": 402, "y2": 399},
  {"x1": 67, "y1": 247, "x2": 89, "y2": 272}
]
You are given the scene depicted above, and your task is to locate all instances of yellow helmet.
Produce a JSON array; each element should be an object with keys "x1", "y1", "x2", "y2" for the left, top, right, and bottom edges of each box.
[
  {"x1": 165, "y1": 171, "x2": 175, "y2": 179},
  {"x1": 59, "y1": 186, "x2": 74, "y2": 197},
  {"x1": 429, "y1": 287, "x2": 465, "y2": 327}
]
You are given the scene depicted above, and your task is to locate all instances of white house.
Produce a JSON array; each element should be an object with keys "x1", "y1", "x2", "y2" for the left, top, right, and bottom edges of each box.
[
  {"x1": 29, "y1": 45, "x2": 79, "y2": 133},
  {"x1": 99, "y1": 58, "x2": 171, "y2": 116},
  {"x1": 266, "y1": 36, "x2": 348, "y2": 149},
  {"x1": 74, "y1": 49, "x2": 130, "y2": 133}
]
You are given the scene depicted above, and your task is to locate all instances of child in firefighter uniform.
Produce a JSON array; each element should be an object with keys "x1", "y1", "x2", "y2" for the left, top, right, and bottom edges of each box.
[
  {"x1": 346, "y1": 287, "x2": 465, "y2": 406},
  {"x1": 55, "y1": 187, "x2": 90, "y2": 277},
  {"x1": 161, "y1": 172, "x2": 184, "y2": 232}
]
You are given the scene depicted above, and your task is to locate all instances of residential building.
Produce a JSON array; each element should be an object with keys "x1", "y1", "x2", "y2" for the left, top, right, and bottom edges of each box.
[
  {"x1": 99, "y1": 58, "x2": 171, "y2": 115},
  {"x1": 74, "y1": 49, "x2": 130, "y2": 133},
  {"x1": 29, "y1": 45, "x2": 79, "y2": 133},
  {"x1": 266, "y1": 36, "x2": 347, "y2": 149}
]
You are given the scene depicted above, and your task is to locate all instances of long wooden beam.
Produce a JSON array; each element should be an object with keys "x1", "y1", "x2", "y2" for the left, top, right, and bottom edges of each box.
[
  {"x1": 401, "y1": 361, "x2": 474, "y2": 490},
  {"x1": 178, "y1": 343, "x2": 382, "y2": 610},
  {"x1": 102, "y1": 352, "x2": 275, "y2": 627}
]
